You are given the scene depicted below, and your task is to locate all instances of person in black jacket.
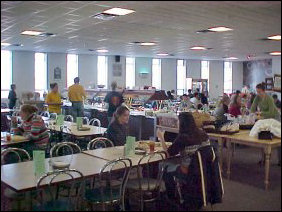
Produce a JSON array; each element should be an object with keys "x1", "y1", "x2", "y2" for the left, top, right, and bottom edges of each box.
[
  {"x1": 157, "y1": 112, "x2": 210, "y2": 200},
  {"x1": 8, "y1": 84, "x2": 17, "y2": 109},
  {"x1": 106, "y1": 105, "x2": 129, "y2": 146}
]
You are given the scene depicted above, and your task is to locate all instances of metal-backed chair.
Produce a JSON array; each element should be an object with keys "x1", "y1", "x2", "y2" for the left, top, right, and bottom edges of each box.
[
  {"x1": 82, "y1": 117, "x2": 90, "y2": 125},
  {"x1": 50, "y1": 142, "x2": 81, "y2": 157},
  {"x1": 64, "y1": 115, "x2": 74, "y2": 122},
  {"x1": 49, "y1": 113, "x2": 58, "y2": 120},
  {"x1": 1, "y1": 148, "x2": 31, "y2": 210},
  {"x1": 126, "y1": 151, "x2": 167, "y2": 211},
  {"x1": 84, "y1": 158, "x2": 132, "y2": 211},
  {"x1": 39, "y1": 111, "x2": 50, "y2": 118},
  {"x1": 89, "y1": 118, "x2": 101, "y2": 127},
  {"x1": 33, "y1": 169, "x2": 85, "y2": 211},
  {"x1": 87, "y1": 137, "x2": 114, "y2": 150}
]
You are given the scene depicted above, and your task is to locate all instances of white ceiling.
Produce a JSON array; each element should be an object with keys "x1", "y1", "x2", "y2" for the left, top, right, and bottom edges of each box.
[{"x1": 1, "y1": 1, "x2": 281, "y2": 61}]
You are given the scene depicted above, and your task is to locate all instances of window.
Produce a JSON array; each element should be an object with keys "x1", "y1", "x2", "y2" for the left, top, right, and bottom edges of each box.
[
  {"x1": 1, "y1": 50, "x2": 13, "y2": 98},
  {"x1": 67, "y1": 54, "x2": 78, "y2": 88},
  {"x1": 177, "y1": 59, "x2": 186, "y2": 95},
  {"x1": 97, "y1": 56, "x2": 108, "y2": 88},
  {"x1": 126, "y1": 57, "x2": 135, "y2": 89},
  {"x1": 201, "y1": 61, "x2": 209, "y2": 91},
  {"x1": 152, "y1": 59, "x2": 162, "y2": 89},
  {"x1": 34, "y1": 53, "x2": 47, "y2": 97},
  {"x1": 224, "y1": 61, "x2": 233, "y2": 94}
]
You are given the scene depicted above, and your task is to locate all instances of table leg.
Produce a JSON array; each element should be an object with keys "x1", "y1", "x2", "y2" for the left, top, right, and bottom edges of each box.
[
  {"x1": 264, "y1": 146, "x2": 272, "y2": 190},
  {"x1": 218, "y1": 138, "x2": 223, "y2": 170},
  {"x1": 226, "y1": 140, "x2": 232, "y2": 179}
]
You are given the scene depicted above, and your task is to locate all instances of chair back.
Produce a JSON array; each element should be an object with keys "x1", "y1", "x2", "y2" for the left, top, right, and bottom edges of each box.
[
  {"x1": 12, "y1": 111, "x2": 20, "y2": 117},
  {"x1": 87, "y1": 137, "x2": 114, "y2": 150},
  {"x1": 89, "y1": 118, "x2": 101, "y2": 127},
  {"x1": 98, "y1": 158, "x2": 132, "y2": 211},
  {"x1": 40, "y1": 111, "x2": 50, "y2": 118},
  {"x1": 65, "y1": 115, "x2": 74, "y2": 122},
  {"x1": 49, "y1": 113, "x2": 58, "y2": 120},
  {"x1": 136, "y1": 151, "x2": 167, "y2": 192},
  {"x1": 50, "y1": 142, "x2": 81, "y2": 157},
  {"x1": 36, "y1": 169, "x2": 84, "y2": 211},
  {"x1": 1, "y1": 148, "x2": 31, "y2": 165},
  {"x1": 82, "y1": 117, "x2": 89, "y2": 125}
]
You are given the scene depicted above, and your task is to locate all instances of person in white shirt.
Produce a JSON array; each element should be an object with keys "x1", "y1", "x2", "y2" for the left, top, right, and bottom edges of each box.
[
  {"x1": 190, "y1": 93, "x2": 202, "y2": 109},
  {"x1": 241, "y1": 85, "x2": 250, "y2": 95}
]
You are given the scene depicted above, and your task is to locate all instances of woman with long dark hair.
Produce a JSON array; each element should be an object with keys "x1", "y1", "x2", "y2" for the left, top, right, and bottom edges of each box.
[
  {"x1": 157, "y1": 112, "x2": 210, "y2": 199},
  {"x1": 106, "y1": 105, "x2": 130, "y2": 146}
]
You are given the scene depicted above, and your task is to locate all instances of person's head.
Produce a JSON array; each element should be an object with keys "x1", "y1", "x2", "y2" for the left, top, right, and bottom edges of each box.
[
  {"x1": 182, "y1": 94, "x2": 189, "y2": 101},
  {"x1": 167, "y1": 91, "x2": 172, "y2": 96},
  {"x1": 196, "y1": 88, "x2": 200, "y2": 92},
  {"x1": 188, "y1": 89, "x2": 192, "y2": 94},
  {"x1": 272, "y1": 94, "x2": 278, "y2": 102},
  {"x1": 221, "y1": 95, "x2": 230, "y2": 106},
  {"x1": 236, "y1": 90, "x2": 241, "y2": 95},
  {"x1": 194, "y1": 93, "x2": 199, "y2": 99},
  {"x1": 114, "y1": 105, "x2": 130, "y2": 125},
  {"x1": 111, "y1": 81, "x2": 117, "y2": 91},
  {"x1": 74, "y1": 77, "x2": 80, "y2": 84},
  {"x1": 171, "y1": 90, "x2": 175, "y2": 94},
  {"x1": 231, "y1": 94, "x2": 241, "y2": 106},
  {"x1": 201, "y1": 93, "x2": 206, "y2": 97},
  {"x1": 50, "y1": 83, "x2": 58, "y2": 93},
  {"x1": 11, "y1": 84, "x2": 16, "y2": 90},
  {"x1": 178, "y1": 112, "x2": 198, "y2": 135},
  {"x1": 256, "y1": 83, "x2": 266, "y2": 97},
  {"x1": 19, "y1": 104, "x2": 38, "y2": 121}
]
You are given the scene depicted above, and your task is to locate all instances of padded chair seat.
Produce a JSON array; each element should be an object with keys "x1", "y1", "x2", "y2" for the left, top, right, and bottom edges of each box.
[
  {"x1": 84, "y1": 186, "x2": 120, "y2": 203},
  {"x1": 126, "y1": 178, "x2": 166, "y2": 192},
  {"x1": 33, "y1": 199, "x2": 73, "y2": 211}
]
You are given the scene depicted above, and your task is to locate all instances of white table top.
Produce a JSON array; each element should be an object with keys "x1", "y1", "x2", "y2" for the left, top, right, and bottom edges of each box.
[
  {"x1": 1, "y1": 153, "x2": 107, "y2": 192},
  {"x1": 1, "y1": 133, "x2": 30, "y2": 147},
  {"x1": 1, "y1": 109, "x2": 14, "y2": 113},
  {"x1": 47, "y1": 121, "x2": 107, "y2": 137}
]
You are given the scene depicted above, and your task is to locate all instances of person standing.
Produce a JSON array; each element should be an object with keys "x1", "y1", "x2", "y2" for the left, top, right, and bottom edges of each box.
[
  {"x1": 104, "y1": 81, "x2": 124, "y2": 124},
  {"x1": 8, "y1": 84, "x2": 17, "y2": 109},
  {"x1": 68, "y1": 77, "x2": 86, "y2": 121},
  {"x1": 45, "y1": 83, "x2": 62, "y2": 114}
]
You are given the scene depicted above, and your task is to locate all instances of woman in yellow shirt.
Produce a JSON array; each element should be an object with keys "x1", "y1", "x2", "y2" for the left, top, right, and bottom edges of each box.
[{"x1": 45, "y1": 83, "x2": 62, "y2": 114}]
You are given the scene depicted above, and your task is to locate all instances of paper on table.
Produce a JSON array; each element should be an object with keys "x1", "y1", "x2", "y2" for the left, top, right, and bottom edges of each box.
[
  {"x1": 56, "y1": 115, "x2": 64, "y2": 126},
  {"x1": 125, "y1": 136, "x2": 136, "y2": 156},
  {"x1": 33, "y1": 150, "x2": 46, "y2": 177}
]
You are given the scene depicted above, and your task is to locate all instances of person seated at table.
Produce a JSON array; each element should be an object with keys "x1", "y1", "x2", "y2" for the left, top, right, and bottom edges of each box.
[
  {"x1": 214, "y1": 95, "x2": 229, "y2": 124},
  {"x1": 187, "y1": 89, "x2": 194, "y2": 98},
  {"x1": 107, "y1": 105, "x2": 130, "y2": 146},
  {"x1": 190, "y1": 93, "x2": 203, "y2": 109},
  {"x1": 179, "y1": 94, "x2": 192, "y2": 110},
  {"x1": 166, "y1": 91, "x2": 174, "y2": 100},
  {"x1": 157, "y1": 112, "x2": 210, "y2": 200},
  {"x1": 11, "y1": 104, "x2": 49, "y2": 154},
  {"x1": 228, "y1": 91, "x2": 242, "y2": 117},
  {"x1": 45, "y1": 82, "x2": 62, "y2": 114},
  {"x1": 201, "y1": 92, "x2": 209, "y2": 105}
]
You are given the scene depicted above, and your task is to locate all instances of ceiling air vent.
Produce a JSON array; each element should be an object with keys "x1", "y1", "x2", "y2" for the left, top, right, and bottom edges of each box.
[
  {"x1": 91, "y1": 13, "x2": 117, "y2": 21},
  {"x1": 38, "y1": 32, "x2": 56, "y2": 37},
  {"x1": 196, "y1": 29, "x2": 214, "y2": 34}
]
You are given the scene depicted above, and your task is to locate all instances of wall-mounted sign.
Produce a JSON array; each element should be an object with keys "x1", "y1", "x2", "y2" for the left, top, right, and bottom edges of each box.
[{"x1": 54, "y1": 67, "x2": 61, "y2": 79}]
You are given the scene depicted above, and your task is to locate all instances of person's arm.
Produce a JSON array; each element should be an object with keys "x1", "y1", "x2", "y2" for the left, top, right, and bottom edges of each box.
[
  {"x1": 27, "y1": 117, "x2": 46, "y2": 140},
  {"x1": 157, "y1": 129, "x2": 168, "y2": 153},
  {"x1": 261, "y1": 96, "x2": 278, "y2": 118},
  {"x1": 82, "y1": 86, "x2": 87, "y2": 100},
  {"x1": 11, "y1": 117, "x2": 24, "y2": 135},
  {"x1": 250, "y1": 96, "x2": 259, "y2": 113}
]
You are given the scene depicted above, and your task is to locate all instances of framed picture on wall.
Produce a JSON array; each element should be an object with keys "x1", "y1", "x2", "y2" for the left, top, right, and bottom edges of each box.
[
  {"x1": 273, "y1": 74, "x2": 281, "y2": 92},
  {"x1": 265, "y1": 77, "x2": 274, "y2": 91},
  {"x1": 54, "y1": 67, "x2": 61, "y2": 79}
]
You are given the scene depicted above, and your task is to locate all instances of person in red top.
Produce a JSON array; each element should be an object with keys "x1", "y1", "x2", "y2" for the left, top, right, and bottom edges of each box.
[{"x1": 228, "y1": 90, "x2": 242, "y2": 117}]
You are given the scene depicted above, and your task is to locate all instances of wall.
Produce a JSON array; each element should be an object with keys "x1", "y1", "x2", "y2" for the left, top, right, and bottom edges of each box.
[
  {"x1": 187, "y1": 60, "x2": 201, "y2": 79},
  {"x1": 135, "y1": 57, "x2": 152, "y2": 88},
  {"x1": 78, "y1": 54, "x2": 97, "y2": 89},
  {"x1": 272, "y1": 57, "x2": 281, "y2": 99},
  {"x1": 209, "y1": 61, "x2": 224, "y2": 99},
  {"x1": 232, "y1": 62, "x2": 244, "y2": 92},
  {"x1": 161, "y1": 58, "x2": 177, "y2": 91},
  {"x1": 12, "y1": 51, "x2": 35, "y2": 95},
  {"x1": 107, "y1": 55, "x2": 126, "y2": 89}
]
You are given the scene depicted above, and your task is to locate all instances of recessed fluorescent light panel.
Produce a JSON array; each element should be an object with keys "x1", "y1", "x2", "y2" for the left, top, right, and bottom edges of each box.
[
  {"x1": 140, "y1": 42, "x2": 156, "y2": 46},
  {"x1": 21, "y1": 30, "x2": 43, "y2": 36},
  {"x1": 1, "y1": 42, "x2": 11, "y2": 46},
  {"x1": 269, "y1": 51, "x2": 281, "y2": 56},
  {"x1": 103, "y1": 7, "x2": 135, "y2": 16},
  {"x1": 208, "y1": 26, "x2": 233, "y2": 32},
  {"x1": 96, "y1": 49, "x2": 108, "y2": 53},
  {"x1": 224, "y1": 57, "x2": 238, "y2": 60},
  {"x1": 267, "y1": 35, "x2": 281, "y2": 40},
  {"x1": 190, "y1": 46, "x2": 207, "y2": 50},
  {"x1": 157, "y1": 53, "x2": 169, "y2": 56}
]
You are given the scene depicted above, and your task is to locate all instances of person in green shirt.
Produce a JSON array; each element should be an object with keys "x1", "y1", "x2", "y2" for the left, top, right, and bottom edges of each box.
[
  {"x1": 251, "y1": 82, "x2": 281, "y2": 166},
  {"x1": 250, "y1": 83, "x2": 280, "y2": 121}
]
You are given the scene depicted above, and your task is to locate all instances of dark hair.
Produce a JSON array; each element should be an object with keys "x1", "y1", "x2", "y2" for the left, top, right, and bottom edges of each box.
[
  {"x1": 20, "y1": 104, "x2": 38, "y2": 114},
  {"x1": 236, "y1": 90, "x2": 241, "y2": 95},
  {"x1": 178, "y1": 112, "x2": 208, "y2": 144},
  {"x1": 182, "y1": 94, "x2": 188, "y2": 97},
  {"x1": 188, "y1": 89, "x2": 192, "y2": 93},
  {"x1": 10, "y1": 84, "x2": 16, "y2": 89},
  {"x1": 50, "y1": 83, "x2": 58, "y2": 89},
  {"x1": 111, "y1": 81, "x2": 117, "y2": 90},
  {"x1": 74, "y1": 77, "x2": 80, "y2": 83},
  {"x1": 114, "y1": 105, "x2": 130, "y2": 121},
  {"x1": 272, "y1": 94, "x2": 278, "y2": 99},
  {"x1": 256, "y1": 83, "x2": 265, "y2": 91},
  {"x1": 194, "y1": 92, "x2": 199, "y2": 97}
]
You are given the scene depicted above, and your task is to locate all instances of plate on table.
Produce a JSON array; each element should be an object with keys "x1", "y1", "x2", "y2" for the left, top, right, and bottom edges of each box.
[{"x1": 78, "y1": 127, "x2": 90, "y2": 131}]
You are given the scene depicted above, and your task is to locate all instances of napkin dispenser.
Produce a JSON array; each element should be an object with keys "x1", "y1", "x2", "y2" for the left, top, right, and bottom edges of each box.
[{"x1": 258, "y1": 131, "x2": 273, "y2": 140}]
